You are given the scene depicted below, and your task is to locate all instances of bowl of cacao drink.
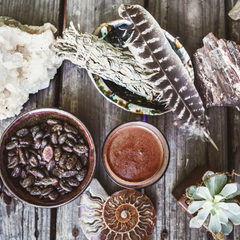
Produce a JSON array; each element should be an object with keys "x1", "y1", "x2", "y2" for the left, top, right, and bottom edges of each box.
[
  {"x1": 102, "y1": 121, "x2": 169, "y2": 188},
  {"x1": 0, "y1": 108, "x2": 96, "y2": 208}
]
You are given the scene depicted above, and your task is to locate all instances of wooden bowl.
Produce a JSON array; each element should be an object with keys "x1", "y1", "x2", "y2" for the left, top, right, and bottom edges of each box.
[
  {"x1": 102, "y1": 121, "x2": 169, "y2": 188},
  {"x1": 0, "y1": 108, "x2": 96, "y2": 208}
]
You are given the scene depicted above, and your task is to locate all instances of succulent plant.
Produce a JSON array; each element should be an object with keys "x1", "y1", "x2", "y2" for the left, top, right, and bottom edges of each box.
[{"x1": 186, "y1": 171, "x2": 240, "y2": 238}]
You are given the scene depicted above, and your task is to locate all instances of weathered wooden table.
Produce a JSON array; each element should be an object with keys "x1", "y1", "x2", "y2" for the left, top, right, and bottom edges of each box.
[{"x1": 0, "y1": 0, "x2": 240, "y2": 239}]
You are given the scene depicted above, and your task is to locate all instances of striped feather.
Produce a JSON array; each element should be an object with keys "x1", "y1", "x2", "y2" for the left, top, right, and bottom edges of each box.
[{"x1": 119, "y1": 4, "x2": 217, "y2": 148}]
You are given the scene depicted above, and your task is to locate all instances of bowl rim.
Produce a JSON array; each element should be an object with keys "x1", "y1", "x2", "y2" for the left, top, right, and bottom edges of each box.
[
  {"x1": 101, "y1": 121, "x2": 170, "y2": 189},
  {"x1": 0, "y1": 107, "x2": 96, "y2": 208}
]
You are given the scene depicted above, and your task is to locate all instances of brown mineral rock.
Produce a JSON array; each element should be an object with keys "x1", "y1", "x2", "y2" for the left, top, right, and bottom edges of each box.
[{"x1": 192, "y1": 32, "x2": 240, "y2": 111}]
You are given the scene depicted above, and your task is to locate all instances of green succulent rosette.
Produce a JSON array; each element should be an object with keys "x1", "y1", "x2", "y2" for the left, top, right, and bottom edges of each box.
[{"x1": 186, "y1": 171, "x2": 240, "y2": 238}]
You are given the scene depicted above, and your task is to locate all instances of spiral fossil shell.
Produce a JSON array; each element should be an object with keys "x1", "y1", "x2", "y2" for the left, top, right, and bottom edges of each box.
[{"x1": 79, "y1": 179, "x2": 156, "y2": 240}]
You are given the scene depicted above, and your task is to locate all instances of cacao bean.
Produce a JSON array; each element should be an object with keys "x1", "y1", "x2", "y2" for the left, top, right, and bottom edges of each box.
[
  {"x1": 38, "y1": 177, "x2": 58, "y2": 186},
  {"x1": 19, "y1": 147, "x2": 27, "y2": 165},
  {"x1": 51, "y1": 124, "x2": 63, "y2": 132},
  {"x1": 30, "y1": 125, "x2": 40, "y2": 137},
  {"x1": 58, "y1": 133, "x2": 68, "y2": 145},
  {"x1": 21, "y1": 175, "x2": 34, "y2": 188},
  {"x1": 6, "y1": 140, "x2": 18, "y2": 150},
  {"x1": 62, "y1": 144, "x2": 73, "y2": 152},
  {"x1": 75, "y1": 160, "x2": 83, "y2": 171},
  {"x1": 59, "y1": 179, "x2": 72, "y2": 192},
  {"x1": 29, "y1": 154, "x2": 39, "y2": 167},
  {"x1": 33, "y1": 131, "x2": 44, "y2": 142},
  {"x1": 40, "y1": 186, "x2": 54, "y2": 197},
  {"x1": 42, "y1": 145, "x2": 53, "y2": 162},
  {"x1": 29, "y1": 168, "x2": 45, "y2": 178},
  {"x1": 47, "y1": 159, "x2": 55, "y2": 172},
  {"x1": 76, "y1": 168, "x2": 87, "y2": 182},
  {"x1": 64, "y1": 124, "x2": 78, "y2": 134},
  {"x1": 59, "y1": 170, "x2": 78, "y2": 178},
  {"x1": 67, "y1": 133, "x2": 77, "y2": 143},
  {"x1": 48, "y1": 191, "x2": 59, "y2": 200},
  {"x1": 81, "y1": 155, "x2": 88, "y2": 167},
  {"x1": 66, "y1": 154, "x2": 77, "y2": 170},
  {"x1": 47, "y1": 119, "x2": 62, "y2": 125},
  {"x1": 30, "y1": 186, "x2": 42, "y2": 196},
  {"x1": 54, "y1": 147, "x2": 62, "y2": 161},
  {"x1": 51, "y1": 132, "x2": 58, "y2": 145},
  {"x1": 73, "y1": 144, "x2": 88, "y2": 155},
  {"x1": 11, "y1": 165, "x2": 21, "y2": 178},
  {"x1": 67, "y1": 178, "x2": 80, "y2": 187},
  {"x1": 8, "y1": 148, "x2": 18, "y2": 157},
  {"x1": 7, "y1": 155, "x2": 19, "y2": 169},
  {"x1": 16, "y1": 128, "x2": 29, "y2": 137}
]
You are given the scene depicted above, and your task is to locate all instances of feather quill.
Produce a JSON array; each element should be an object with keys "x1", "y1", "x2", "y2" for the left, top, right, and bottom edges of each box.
[{"x1": 118, "y1": 4, "x2": 218, "y2": 149}]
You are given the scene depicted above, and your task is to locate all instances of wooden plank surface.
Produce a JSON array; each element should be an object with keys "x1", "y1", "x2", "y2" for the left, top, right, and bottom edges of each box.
[
  {"x1": 0, "y1": 1, "x2": 60, "y2": 239},
  {"x1": 56, "y1": 1, "x2": 144, "y2": 239},
  {"x1": 147, "y1": 1, "x2": 232, "y2": 240},
  {"x1": 226, "y1": 1, "x2": 240, "y2": 240},
  {"x1": 0, "y1": 0, "x2": 240, "y2": 240}
]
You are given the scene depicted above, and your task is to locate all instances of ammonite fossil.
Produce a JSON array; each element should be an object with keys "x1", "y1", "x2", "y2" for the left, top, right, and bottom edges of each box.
[{"x1": 79, "y1": 179, "x2": 156, "y2": 240}]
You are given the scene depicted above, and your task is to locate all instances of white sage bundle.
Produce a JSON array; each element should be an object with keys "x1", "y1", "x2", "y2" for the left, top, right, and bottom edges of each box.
[{"x1": 55, "y1": 22, "x2": 158, "y2": 100}]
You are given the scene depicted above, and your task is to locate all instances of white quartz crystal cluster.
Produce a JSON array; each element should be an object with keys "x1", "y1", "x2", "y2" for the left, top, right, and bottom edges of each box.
[{"x1": 0, "y1": 17, "x2": 62, "y2": 120}]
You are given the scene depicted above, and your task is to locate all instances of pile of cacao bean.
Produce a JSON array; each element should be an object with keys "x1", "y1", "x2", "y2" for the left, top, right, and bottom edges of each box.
[{"x1": 4, "y1": 118, "x2": 89, "y2": 202}]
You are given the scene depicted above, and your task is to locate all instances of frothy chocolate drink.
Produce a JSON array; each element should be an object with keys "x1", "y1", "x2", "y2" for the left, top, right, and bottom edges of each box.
[
  {"x1": 107, "y1": 126, "x2": 163, "y2": 182},
  {"x1": 102, "y1": 122, "x2": 169, "y2": 188}
]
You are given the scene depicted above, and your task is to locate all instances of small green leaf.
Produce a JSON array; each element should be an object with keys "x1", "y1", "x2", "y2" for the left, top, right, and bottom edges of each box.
[
  {"x1": 202, "y1": 171, "x2": 215, "y2": 182},
  {"x1": 216, "y1": 209, "x2": 228, "y2": 225},
  {"x1": 188, "y1": 200, "x2": 206, "y2": 214},
  {"x1": 218, "y1": 202, "x2": 229, "y2": 210},
  {"x1": 186, "y1": 186, "x2": 196, "y2": 198},
  {"x1": 189, "y1": 216, "x2": 203, "y2": 228},
  {"x1": 202, "y1": 201, "x2": 213, "y2": 208},
  {"x1": 225, "y1": 203, "x2": 240, "y2": 215},
  {"x1": 213, "y1": 175, "x2": 227, "y2": 195},
  {"x1": 222, "y1": 209, "x2": 240, "y2": 225},
  {"x1": 225, "y1": 183, "x2": 240, "y2": 199},
  {"x1": 186, "y1": 186, "x2": 204, "y2": 200},
  {"x1": 209, "y1": 213, "x2": 222, "y2": 235},
  {"x1": 214, "y1": 195, "x2": 225, "y2": 203},
  {"x1": 196, "y1": 186, "x2": 213, "y2": 201},
  {"x1": 203, "y1": 172, "x2": 227, "y2": 197},
  {"x1": 220, "y1": 183, "x2": 238, "y2": 198},
  {"x1": 203, "y1": 171, "x2": 215, "y2": 197},
  {"x1": 205, "y1": 179, "x2": 215, "y2": 197},
  {"x1": 221, "y1": 221, "x2": 233, "y2": 235},
  {"x1": 197, "y1": 206, "x2": 211, "y2": 222}
]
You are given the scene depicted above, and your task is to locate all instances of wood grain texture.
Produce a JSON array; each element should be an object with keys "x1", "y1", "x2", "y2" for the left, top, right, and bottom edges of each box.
[
  {"x1": 56, "y1": 1, "x2": 144, "y2": 239},
  {"x1": 0, "y1": 1, "x2": 239, "y2": 240},
  {"x1": 147, "y1": 1, "x2": 229, "y2": 239},
  {"x1": 226, "y1": 1, "x2": 240, "y2": 240},
  {"x1": 229, "y1": 107, "x2": 240, "y2": 240},
  {"x1": 0, "y1": 1, "x2": 60, "y2": 239}
]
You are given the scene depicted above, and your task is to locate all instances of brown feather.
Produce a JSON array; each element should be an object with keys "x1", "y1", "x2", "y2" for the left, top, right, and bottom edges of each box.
[{"x1": 119, "y1": 4, "x2": 210, "y2": 140}]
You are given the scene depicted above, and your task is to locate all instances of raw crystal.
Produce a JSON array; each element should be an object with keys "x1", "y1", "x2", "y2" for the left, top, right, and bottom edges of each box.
[{"x1": 0, "y1": 17, "x2": 62, "y2": 120}]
